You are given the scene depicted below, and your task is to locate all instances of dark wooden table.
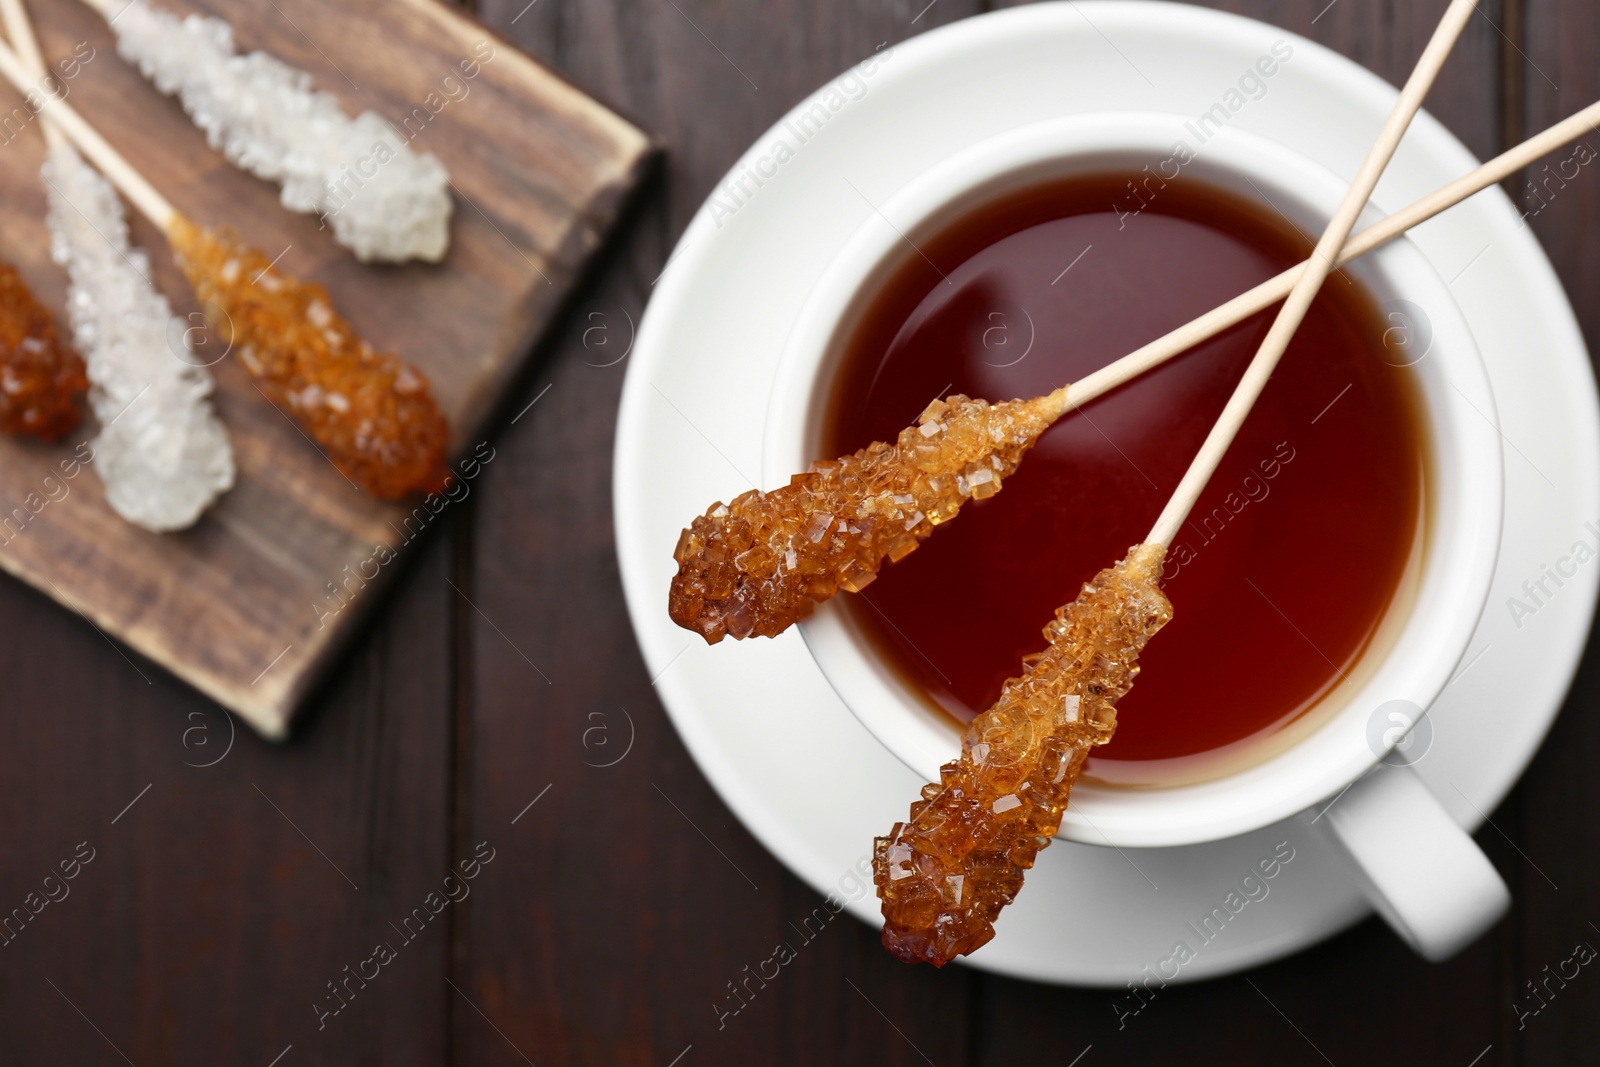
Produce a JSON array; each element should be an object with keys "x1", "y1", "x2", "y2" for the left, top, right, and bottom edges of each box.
[{"x1": 2, "y1": 0, "x2": 1595, "y2": 1063}]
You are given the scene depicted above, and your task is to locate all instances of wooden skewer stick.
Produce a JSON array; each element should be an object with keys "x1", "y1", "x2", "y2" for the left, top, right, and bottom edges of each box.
[
  {"x1": 0, "y1": 35, "x2": 176, "y2": 232},
  {"x1": 10, "y1": 1, "x2": 1586, "y2": 479},
  {"x1": 1061, "y1": 95, "x2": 1600, "y2": 417},
  {"x1": 1146, "y1": 0, "x2": 1479, "y2": 547},
  {"x1": 0, "y1": 0, "x2": 65, "y2": 152}
]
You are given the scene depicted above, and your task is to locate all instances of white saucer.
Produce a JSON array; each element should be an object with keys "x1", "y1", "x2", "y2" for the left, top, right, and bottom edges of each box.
[{"x1": 614, "y1": 1, "x2": 1600, "y2": 985}]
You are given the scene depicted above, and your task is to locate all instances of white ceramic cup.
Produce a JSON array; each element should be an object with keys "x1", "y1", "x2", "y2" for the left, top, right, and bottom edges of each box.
[{"x1": 763, "y1": 113, "x2": 1509, "y2": 962}]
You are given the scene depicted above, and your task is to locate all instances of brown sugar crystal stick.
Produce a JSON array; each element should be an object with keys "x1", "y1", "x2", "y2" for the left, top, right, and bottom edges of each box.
[
  {"x1": 0, "y1": 259, "x2": 85, "y2": 441},
  {"x1": 0, "y1": 0, "x2": 86, "y2": 441},
  {"x1": 0, "y1": 35, "x2": 451, "y2": 499},
  {"x1": 667, "y1": 33, "x2": 1600, "y2": 647},
  {"x1": 871, "y1": 0, "x2": 1480, "y2": 967}
]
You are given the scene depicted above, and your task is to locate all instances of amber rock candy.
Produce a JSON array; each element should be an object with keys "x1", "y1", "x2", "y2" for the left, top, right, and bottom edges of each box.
[
  {"x1": 0, "y1": 261, "x2": 85, "y2": 442},
  {"x1": 668, "y1": 390, "x2": 1066, "y2": 642},
  {"x1": 872, "y1": 542, "x2": 1171, "y2": 966},
  {"x1": 169, "y1": 217, "x2": 449, "y2": 498}
]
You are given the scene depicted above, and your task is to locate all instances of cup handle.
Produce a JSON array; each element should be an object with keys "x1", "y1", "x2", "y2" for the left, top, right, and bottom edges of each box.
[{"x1": 1315, "y1": 764, "x2": 1509, "y2": 961}]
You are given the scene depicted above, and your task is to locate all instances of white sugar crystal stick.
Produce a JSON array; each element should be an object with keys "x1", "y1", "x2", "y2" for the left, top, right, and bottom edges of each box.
[
  {"x1": 3, "y1": 0, "x2": 234, "y2": 530},
  {"x1": 86, "y1": 0, "x2": 453, "y2": 263},
  {"x1": 43, "y1": 140, "x2": 237, "y2": 532}
]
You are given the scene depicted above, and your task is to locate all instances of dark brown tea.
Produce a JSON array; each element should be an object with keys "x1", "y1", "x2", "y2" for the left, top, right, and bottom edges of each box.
[{"x1": 822, "y1": 173, "x2": 1428, "y2": 783}]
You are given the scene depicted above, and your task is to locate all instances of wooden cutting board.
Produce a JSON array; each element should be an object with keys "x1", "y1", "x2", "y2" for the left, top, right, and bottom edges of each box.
[{"x1": 0, "y1": 0, "x2": 653, "y2": 737}]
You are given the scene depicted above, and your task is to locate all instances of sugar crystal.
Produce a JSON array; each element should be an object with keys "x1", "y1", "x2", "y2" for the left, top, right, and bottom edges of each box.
[
  {"x1": 169, "y1": 219, "x2": 449, "y2": 499},
  {"x1": 0, "y1": 260, "x2": 85, "y2": 441},
  {"x1": 112, "y1": 0, "x2": 453, "y2": 263},
  {"x1": 668, "y1": 391, "x2": 1064, "y2": 643},
  {"x1": 43, "y1": 143, "x2": 234, "y2": 531},
  {"x1": 872, "y1": 543, "x2": 1171, "y2": 966}
]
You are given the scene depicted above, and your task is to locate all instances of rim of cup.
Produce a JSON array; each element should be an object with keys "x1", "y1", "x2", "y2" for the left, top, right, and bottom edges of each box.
[{"x1": 763, "y1": 112, "x2": 1504, "y2": 848}]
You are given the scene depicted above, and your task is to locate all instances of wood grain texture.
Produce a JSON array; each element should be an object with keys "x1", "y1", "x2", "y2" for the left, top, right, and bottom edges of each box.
[
  {"x1": 1, "y1": 0, "x2": 1599, "y2": 1064},
  {"x1": 1508, "y1": 2, "x2": 1600, "y2": 1064},
  {"x1": 0, "y1": 519, "x2": 458, "y2": 1065},
  {"x1": 0, "y1": 0, "x2": 652, "y2": 738},
  {"x1": 455, "y1": 0, "x2": 984, "y2": 1061}
]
